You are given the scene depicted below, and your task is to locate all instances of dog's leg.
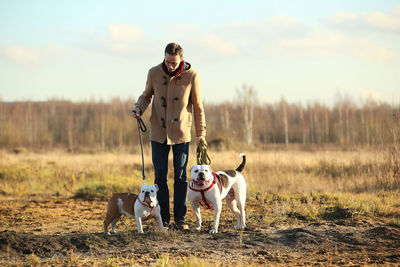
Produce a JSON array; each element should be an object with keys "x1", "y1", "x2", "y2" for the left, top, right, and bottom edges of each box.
[
  {"x1": 236, "y1": 184, "x2": 247, "y2": 230},
  {"x1": 154, "y1": 208, "x2": 166, "y2": 231},
  {"x1": 104, "y1": 216, "x2": 112, "y2": 235},
  {"x1": 110, "y1": 215, "x2": 121, "y2": 233},
  {"x1": 226, "y1": 191, "x2": 242, "y2": 230},
  {"x1": 209, "y1": 200, "x2": 222, "y2": 234},
  {"x1": 104, "y1": 211, "x2": 120, "y2": 235},
  {"x1": 191, "y1": 201, "x2": 202, "y2": 231},
  {"x1": 135, "y1": 215, "x2": 144, "y2": 234}
]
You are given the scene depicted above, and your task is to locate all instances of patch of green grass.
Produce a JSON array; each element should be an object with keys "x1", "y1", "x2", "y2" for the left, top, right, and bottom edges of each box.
[
  {"x1": 74, "y1": 175, "x2": 143, "y2": 200},
  {"x1": 74, "y1": 184, "x2": 122, "y2": 200}
]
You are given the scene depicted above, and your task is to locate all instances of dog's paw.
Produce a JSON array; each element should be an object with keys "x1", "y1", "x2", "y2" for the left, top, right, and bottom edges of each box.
[
  {"x1": 209, "y1": 228, "x2": 218, "y2": 234},
  {"x1": 137, "y1": 230, "x2": 144, "y2": 234},
  {"x1": 234, "y1": 224, "x2": 246, "y2": 230}
]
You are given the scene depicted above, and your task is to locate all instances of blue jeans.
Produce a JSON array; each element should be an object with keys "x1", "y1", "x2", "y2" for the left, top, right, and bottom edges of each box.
[{"x1": 151, "y1": 140, "x2": 189, "y2": 224}]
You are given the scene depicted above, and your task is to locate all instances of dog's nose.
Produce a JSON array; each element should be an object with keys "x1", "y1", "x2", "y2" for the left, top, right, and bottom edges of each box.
[{"x1": 145, "y1": 191, "x2": 150, "y2": 196}]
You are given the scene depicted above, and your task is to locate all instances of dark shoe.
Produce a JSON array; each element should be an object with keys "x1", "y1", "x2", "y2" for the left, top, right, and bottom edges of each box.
[{"x1": 175, "y1": 220, "x2": 189, "y2": 230}]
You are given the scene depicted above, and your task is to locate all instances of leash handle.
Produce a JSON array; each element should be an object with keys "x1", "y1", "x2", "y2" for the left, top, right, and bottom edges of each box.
[
  {"x1": 196, "y1": 137, "x2": 211, "y2": 165},
  {"x1": 137, "y1": 117, "x2": 146, "y2": 133}
]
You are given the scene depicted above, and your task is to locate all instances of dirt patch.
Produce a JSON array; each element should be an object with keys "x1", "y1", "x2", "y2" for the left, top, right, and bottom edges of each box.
[{"x1": 1, "y1": 196, "x2": 400, "y2": 266}]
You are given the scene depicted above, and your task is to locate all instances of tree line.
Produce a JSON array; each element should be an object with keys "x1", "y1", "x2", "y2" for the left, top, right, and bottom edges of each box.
[{"x1": 0, "y1": 90, "x2": 398, "y2": 151}]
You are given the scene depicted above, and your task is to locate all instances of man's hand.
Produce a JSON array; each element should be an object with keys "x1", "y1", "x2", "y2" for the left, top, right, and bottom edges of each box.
[
  {"x1": 196, "y1": 136, "x2": 204, "y2": 145},
  {"x1": 132, "y1": 107, "x2": 141, "y2": 119}
]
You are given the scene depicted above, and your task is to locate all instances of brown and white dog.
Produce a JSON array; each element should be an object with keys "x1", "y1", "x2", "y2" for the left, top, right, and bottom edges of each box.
[
  {"x1": 103, "y1": 184, "x2": 166, "y2": 234},
  {"x1": 188, "y1": 153, "x2": 247, "y2": 234}
]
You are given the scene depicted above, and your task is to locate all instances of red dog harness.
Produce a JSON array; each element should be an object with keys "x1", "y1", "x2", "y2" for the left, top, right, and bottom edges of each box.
[
  {"x1": 189, "y1": 172, "x2": 222, "y2": 210},
  {"x1": 137, "y1": 198, "x2": 158, "y2": 216}
]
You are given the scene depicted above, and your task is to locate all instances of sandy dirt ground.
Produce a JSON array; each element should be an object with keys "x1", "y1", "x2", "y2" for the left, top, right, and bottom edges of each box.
[{"x1": 1, "y1": 195, "x2": 400, "y2": 266}]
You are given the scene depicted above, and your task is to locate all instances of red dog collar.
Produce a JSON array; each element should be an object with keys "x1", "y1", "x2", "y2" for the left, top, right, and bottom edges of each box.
[
  {"x1": 137, "y1": 197, "x2": 158, "y2": 216},
  {"x1": 189, "y1": 172, "x2": 222, "y2": 209}
]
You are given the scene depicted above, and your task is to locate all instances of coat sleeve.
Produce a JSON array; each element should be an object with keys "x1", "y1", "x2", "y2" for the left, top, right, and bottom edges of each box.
[
  {"x1": 190, "y1": 72, "x2": 206, "y2": 138},
  {"x1": 135, "y1": 70, "x2": 153, "y2": 114}
]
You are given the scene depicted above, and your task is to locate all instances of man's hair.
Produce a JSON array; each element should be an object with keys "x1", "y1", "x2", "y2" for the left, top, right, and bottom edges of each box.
[{"x1": 165, "y1": 43, "x2": 183, "y2": 57}]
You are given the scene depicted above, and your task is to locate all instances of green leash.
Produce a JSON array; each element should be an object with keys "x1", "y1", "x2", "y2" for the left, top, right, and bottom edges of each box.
[{"x1": 196, "y1": 137, "x2": 211, "y2": 165}]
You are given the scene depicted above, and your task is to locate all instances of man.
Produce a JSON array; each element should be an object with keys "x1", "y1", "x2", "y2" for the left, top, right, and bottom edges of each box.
[{"x1": 133, "y1": 43, "x2": 206, "y2": 230}]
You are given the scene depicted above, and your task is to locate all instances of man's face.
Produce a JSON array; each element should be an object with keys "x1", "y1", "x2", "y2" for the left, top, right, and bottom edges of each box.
[{"x1": 164, "y1": 53, "x2": 182, "y2": 72}]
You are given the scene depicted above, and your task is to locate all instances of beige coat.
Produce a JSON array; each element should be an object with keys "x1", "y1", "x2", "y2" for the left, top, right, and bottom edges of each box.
[{"x1": 135, "y1": 63, "x2": 206, "y2": 145}]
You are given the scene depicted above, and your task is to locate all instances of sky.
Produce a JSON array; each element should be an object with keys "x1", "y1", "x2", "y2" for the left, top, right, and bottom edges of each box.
[{"x1": 0, "y1": 0, "x2": 399, "y2": 105}]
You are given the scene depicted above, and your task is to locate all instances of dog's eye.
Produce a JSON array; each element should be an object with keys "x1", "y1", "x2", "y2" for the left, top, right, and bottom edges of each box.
[
  {"x1": 142, "y1": 191, "x2": 144, "y2": 193},
  {"x1": 151, "y1": 190, "x2": 154, "y2": 193},
  {"x1": 194, "y1": 170, "x2": 199, "y2": 173},
  {"x1": 205, "y1": 169, "x2": 209, "y2": 172}
]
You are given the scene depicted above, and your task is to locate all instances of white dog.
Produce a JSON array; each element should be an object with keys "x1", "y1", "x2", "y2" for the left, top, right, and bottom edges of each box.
[
  {"x1": 188, "y1": 153, "x2": 246, "y2": 234},
  {"x1": 103, "y1": 184, "x2": 166, "y2": 234}
]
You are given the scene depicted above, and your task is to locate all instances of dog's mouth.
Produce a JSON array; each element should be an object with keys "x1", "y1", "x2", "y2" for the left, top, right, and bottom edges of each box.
[
  {"x1": 144, "y1": 195, "x2": 152, "y2": 205},
  {"x1": 193, "y1": 179, "x2": 210, "y2": 187}
]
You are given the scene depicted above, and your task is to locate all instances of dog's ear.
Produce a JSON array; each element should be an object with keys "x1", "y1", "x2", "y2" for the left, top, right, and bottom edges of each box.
[
  {"x1": 190, "y1": 166, "x2": 195, "y2": 172},
  {"x1": 140, "y1": 184, "x2": 146, "y2": 191},
  {"x1": 154, "y1": 184, "x2": 159, "y2": 191}
]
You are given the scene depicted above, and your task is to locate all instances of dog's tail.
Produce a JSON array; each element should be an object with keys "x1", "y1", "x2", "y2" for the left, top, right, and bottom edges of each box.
[{"x1": 235, "y1": 153, "x2": 246, "y2": 172}]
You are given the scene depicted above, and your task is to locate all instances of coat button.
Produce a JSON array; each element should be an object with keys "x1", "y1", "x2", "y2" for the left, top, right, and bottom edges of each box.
[{"x1": 161, "y1": 96, "x2": 167, "y2": 107}]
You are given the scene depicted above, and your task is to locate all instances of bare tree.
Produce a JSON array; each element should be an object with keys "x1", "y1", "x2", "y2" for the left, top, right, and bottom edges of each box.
[
  {"x1": 280, "y1": 99, "x2": 289, "y2": 147},
  {"x1": 235, "y1": 84, "x2": 257, "y2": 145}
]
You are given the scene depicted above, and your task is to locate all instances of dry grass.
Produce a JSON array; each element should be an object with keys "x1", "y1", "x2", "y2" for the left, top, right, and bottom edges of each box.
[
  {"x1": 209, "y1": 148, "x2": 399, "y2": 194},
  {"x1": 1, "y1": 147, "x2": 399, "y2": 198}
]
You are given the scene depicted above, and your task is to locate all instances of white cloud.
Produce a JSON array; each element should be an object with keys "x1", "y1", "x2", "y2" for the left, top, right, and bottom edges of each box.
[
  {"x1": 225, "y1": 15, "x2": 305, "y2": 38},
  {"x1": 330, "y1": 8, "x2": 400, "y2": 32},
  {"x1": 269, "y1": 15, "x2": 297, "y2": 27},
  {"x1": 198, "y1": 34, "x2": 238, "y2": 55},
  {"x1": 279, "y1": 31, "x2": 344, "y2": 57},
  {"x1": 0, "y1": 45, "x2": 40, "y2": 64},
  {"x1": 107, "y1": 24, "x2": 143, "y2": 43},
  {"x1": 168, "y1": 16, "x2": 304, "y2": 60},
  {"x1": 0, "y1": 44, "x2": 67, "y2": 65},
  {"x1": 351, "y1": 38, "x2": 394, "y2": 61},
  {"x1": 277, "y1": 31, "x2": 396, "y2": 62},
  {"x1": 163, "y1": 25, "x2": 239, "y2": 60},
  {"x1": 365, "y1": 11, "x2": 400, "y2": 31},
  {"x1": 83, "y1": 23, "x2": 155, "y2": 57},
  {"x1": 330, "y1": 12, "x2": 358, "y2": 24}
]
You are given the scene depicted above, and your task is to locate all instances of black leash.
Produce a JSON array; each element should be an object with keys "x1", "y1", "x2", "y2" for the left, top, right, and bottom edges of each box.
[{"x1": 135, "y1": 117, "x2": 147, "y2": 182}]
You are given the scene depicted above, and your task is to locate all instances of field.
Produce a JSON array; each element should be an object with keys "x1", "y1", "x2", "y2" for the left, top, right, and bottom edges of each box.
[{"x1": 1, "y1": 148, "x2": 400, "y2": 266}]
